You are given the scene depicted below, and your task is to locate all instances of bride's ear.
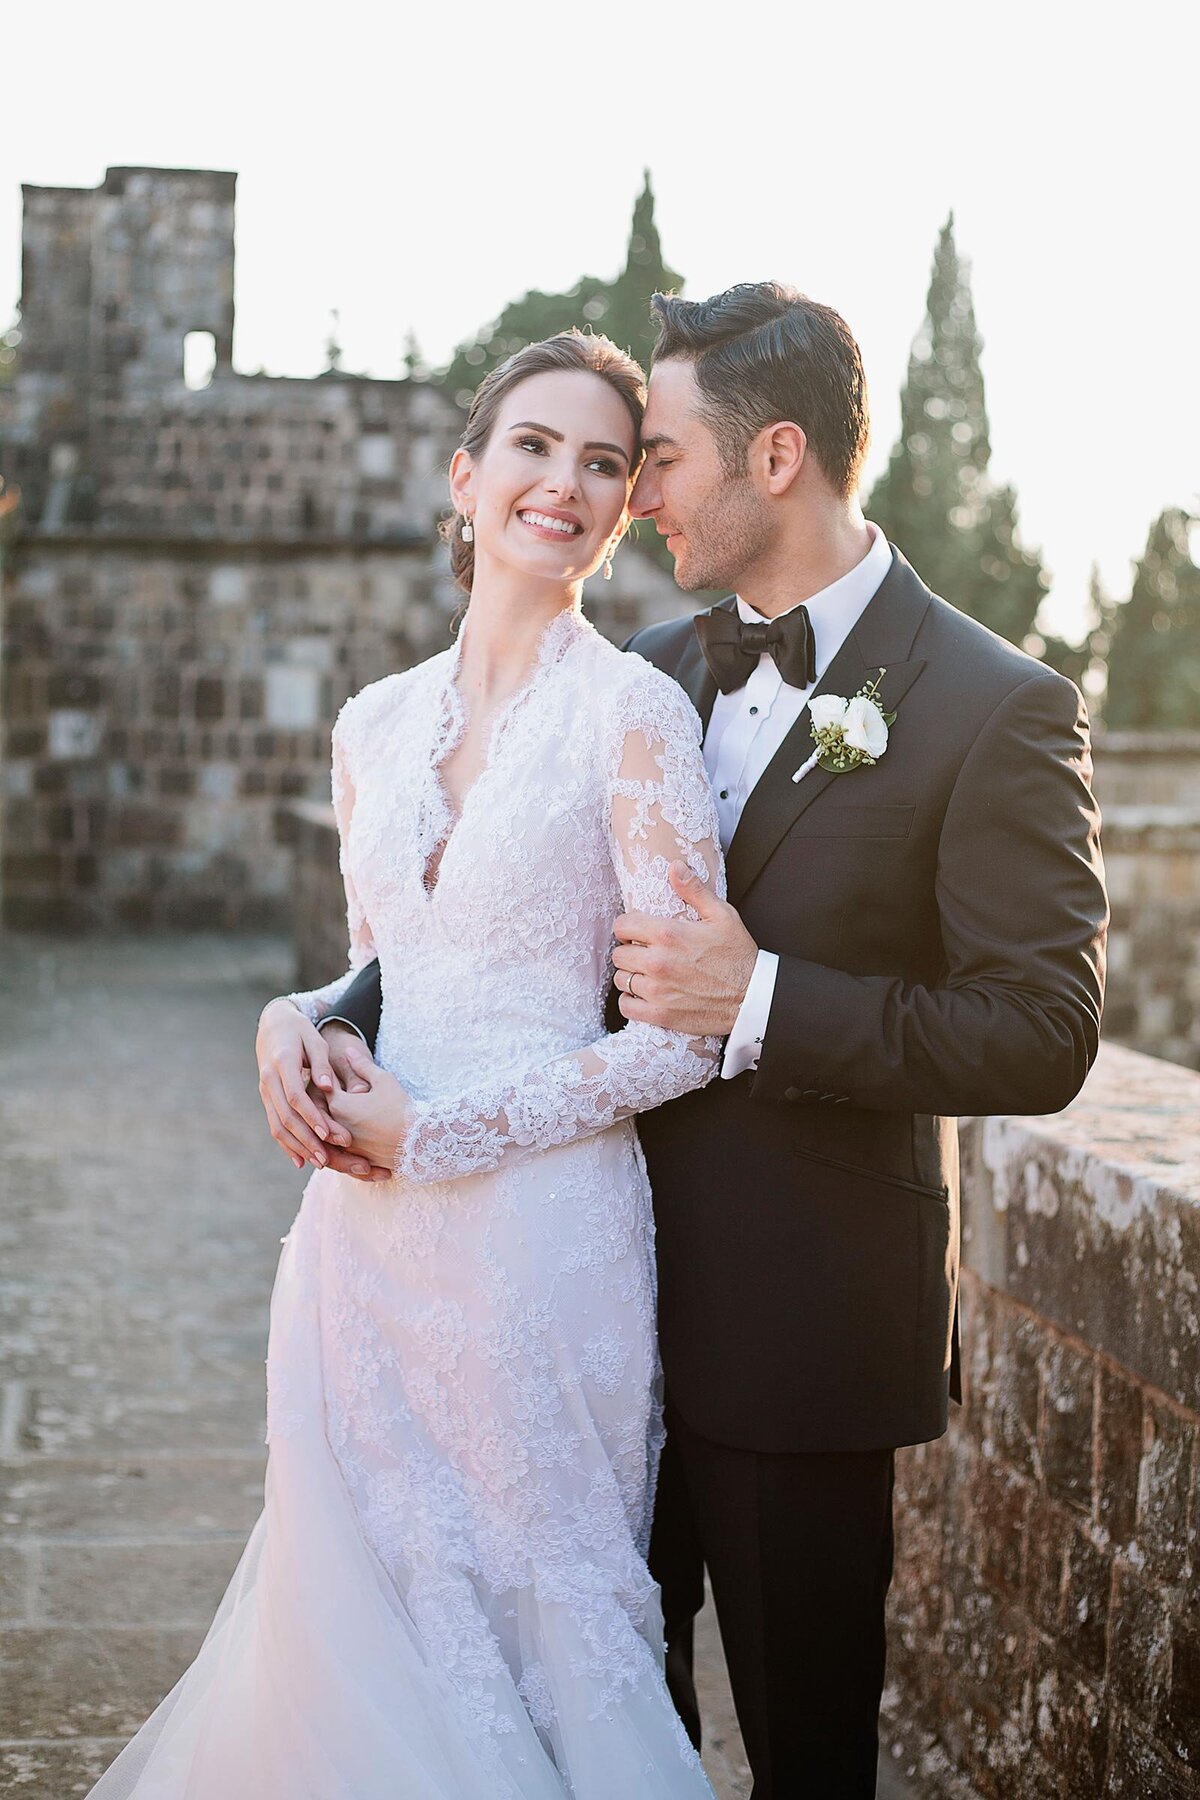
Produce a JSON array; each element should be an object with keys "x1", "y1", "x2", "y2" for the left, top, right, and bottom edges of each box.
[{"x1": 448, "y1": 448, "x2": 474, "y2": 519}]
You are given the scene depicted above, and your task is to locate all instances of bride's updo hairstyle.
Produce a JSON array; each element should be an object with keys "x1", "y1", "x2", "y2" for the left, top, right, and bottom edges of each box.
[{"x1": 440, "y1": 330, "x2": 646, "y2": 595}]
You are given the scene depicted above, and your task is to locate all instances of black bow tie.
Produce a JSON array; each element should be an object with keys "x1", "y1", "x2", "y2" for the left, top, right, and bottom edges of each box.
[{"x1": 693, "y1": 604, "x2": 817, "y2": 694}]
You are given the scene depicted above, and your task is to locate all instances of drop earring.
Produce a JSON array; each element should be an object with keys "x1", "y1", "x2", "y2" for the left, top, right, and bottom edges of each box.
[
  {"x1": 603, "y1": 553, "x2": 614, "y2": 581},
  {"x1": 461, "y1": 515, "x2": 474, "y2": 543}
]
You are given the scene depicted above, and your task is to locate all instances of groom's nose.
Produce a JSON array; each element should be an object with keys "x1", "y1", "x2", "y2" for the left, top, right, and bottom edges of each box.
[{"x1": 629, "y1": 466, "x2": 659, "y2": 519}]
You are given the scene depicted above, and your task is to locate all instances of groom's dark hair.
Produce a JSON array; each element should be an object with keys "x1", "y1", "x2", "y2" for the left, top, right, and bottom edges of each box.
[{"x1": 650, "y1": 282, "x2": 869, "y2": 497}]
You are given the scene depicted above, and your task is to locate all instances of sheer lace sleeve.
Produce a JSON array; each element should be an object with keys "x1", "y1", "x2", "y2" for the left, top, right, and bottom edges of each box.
[
  {"x1": 283, "y1": 702, "x2": 378, "y2": 1023},
  {"x1": 397, "y1": 669, "x2": 725, "y2": 1184}
]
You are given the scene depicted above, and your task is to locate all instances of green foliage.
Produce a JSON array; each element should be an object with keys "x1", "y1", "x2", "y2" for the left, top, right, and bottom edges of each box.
[
  {"x1": 437, "y1": 172, "x2": 681, "y2": 404},
  {"x1": 599, "y1": 171, "x2": 683, "y2": 374},
  {"x1": 1102, "y1": 508, "x2": 1200, "y2": 728},
  {"x1": 1036, "y1": 567, "x2": 1111, "y2": 693},
  {"x1": 868, "y1": 216, "x2": 1048, "y2": 648}
]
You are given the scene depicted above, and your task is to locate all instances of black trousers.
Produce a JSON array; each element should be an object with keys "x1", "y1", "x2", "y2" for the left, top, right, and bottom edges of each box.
[{"x1": 648, "y1": 1406, "x2": 896, "y2": 1800}]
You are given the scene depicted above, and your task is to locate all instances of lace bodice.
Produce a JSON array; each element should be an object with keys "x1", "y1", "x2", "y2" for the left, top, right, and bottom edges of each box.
[{"x1": 287, "y1": 605, "x2": 726, "y2": 1174}]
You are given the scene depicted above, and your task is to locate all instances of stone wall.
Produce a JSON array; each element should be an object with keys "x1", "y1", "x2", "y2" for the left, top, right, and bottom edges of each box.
[
  {"x1": 1089, "y1": 732, "x2": 1200, "y2": 1070},
  {"x1": 882, "y1": 1044, "x2": 1200, "y2": 1798},
  {"x1": 0, "y1": 165, "x2": 692, "y2": 929},
  {"x1": 1, "y1": 538, "x2": 451, "y2": 928}
]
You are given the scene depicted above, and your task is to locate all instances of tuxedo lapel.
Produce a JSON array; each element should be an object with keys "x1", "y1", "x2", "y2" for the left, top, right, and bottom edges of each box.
[{"x1": 723, "y1": 550, "x2": 933, "y2": 907}]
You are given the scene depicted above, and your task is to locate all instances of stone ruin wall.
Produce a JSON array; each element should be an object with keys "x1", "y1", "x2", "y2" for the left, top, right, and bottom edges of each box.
[
  {"x1": 0, "y1": 165, "x2": 691, "y2": 932},
  {"x1": 882, "y1": 1045, "x2": 1200, "y2": 1799}
]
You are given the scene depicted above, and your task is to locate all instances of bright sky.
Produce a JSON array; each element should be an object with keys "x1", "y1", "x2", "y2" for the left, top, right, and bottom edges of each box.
[{"x1": 3, "y1": 0, "x2": 1196, "y2": 641}]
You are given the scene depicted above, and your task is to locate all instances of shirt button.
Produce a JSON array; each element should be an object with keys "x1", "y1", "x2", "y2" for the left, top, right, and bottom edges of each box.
[
  {"x1": 719, "y1": 789, "x2": 729, "y2": 800},
  {"x1": 749, "y1": 706, "x2": 759, "y2": 715}
]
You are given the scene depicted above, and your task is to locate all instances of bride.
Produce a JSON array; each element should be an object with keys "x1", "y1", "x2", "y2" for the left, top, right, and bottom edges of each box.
[{"x1": 89, "y1": 330, "x2": 725, "y2": 1798}]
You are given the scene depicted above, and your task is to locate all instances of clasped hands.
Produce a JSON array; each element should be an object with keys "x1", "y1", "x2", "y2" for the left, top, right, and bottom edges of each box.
[
  {"x1": 256, "y1": 863, "x2": 758, "y2": 1182},
  {"x1": 255, "y1": 1003, "x2": 411, "y2": 1183}
]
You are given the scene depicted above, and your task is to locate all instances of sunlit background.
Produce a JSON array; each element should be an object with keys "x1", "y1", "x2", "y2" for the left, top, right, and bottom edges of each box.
[{"x1": 3, "y1": 0, "x2": 1197, "y2": 645}]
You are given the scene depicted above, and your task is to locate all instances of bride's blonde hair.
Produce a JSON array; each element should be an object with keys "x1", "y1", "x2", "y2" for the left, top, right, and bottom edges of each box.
[{"x1": 439, "y1": 330, "x2": 646, "y2": 595}]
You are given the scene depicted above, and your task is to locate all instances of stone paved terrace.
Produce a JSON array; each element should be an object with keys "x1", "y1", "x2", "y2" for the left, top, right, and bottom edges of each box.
[{"x1": 0, "y1": 934, "x2": 922, "y2": 1798}]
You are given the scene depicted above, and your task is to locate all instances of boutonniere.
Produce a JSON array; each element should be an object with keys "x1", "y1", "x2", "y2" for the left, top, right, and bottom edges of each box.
[{"x1": 792, "y1": 669, "x2": 897, "y2": 785}]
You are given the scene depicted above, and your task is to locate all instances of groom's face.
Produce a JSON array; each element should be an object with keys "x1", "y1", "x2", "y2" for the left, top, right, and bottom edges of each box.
[{"x1": 631, "y1": 358, "x2": 770, "y2": 593}]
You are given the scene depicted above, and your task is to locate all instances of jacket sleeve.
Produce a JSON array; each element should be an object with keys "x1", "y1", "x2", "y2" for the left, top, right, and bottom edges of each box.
[
  {"x1": 750, "y1": 670, "x2": 1108, "y2": 1117},
  {"x1": 395, "y1": 673, "x2": 725, "y2": 1183},
  {"x1": 282, "y1": 703, "x2": 379, "y2": 1024},
  {"x1": 314, "y1": 959, "x2": 384, "y2": 1051}
]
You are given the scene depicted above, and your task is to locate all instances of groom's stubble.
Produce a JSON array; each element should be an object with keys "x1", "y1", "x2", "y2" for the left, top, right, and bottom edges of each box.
[{"x1": 669, "y1": 467, "x2": 774, "y2": 596}]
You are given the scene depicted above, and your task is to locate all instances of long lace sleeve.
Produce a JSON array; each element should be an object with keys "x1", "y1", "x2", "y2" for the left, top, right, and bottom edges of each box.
[
  {"x1": 283, "y1": 702, "x2": 378, "y2": 1023},
  {"x1": 397, "y1": 670, "x2": 725, "y2": 1184}
]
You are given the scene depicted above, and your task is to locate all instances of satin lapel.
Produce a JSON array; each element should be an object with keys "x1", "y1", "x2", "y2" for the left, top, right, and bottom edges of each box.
[
  {"x1": 673, "y1": 598, "x2": 731, "y2": 733},
  {"x1": 723, "y1": 551, "x2": 933, "y2": 907}
]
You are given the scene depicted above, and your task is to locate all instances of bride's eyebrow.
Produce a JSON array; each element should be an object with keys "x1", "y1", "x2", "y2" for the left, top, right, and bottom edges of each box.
[{"x1": 508, "y1": 421, "x2": 630, "y2": 465}]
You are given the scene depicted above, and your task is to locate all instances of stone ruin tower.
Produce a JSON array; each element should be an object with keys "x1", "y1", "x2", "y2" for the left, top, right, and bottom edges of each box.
[
  {"x1": 0, "y1": 166, "x2": 468, "y2": 929},
  {"x1": 0, "y1": 165, "x2": 686, "y2": 931}
]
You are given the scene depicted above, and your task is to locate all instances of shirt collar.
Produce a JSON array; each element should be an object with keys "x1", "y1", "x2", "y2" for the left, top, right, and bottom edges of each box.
[{"x1": 734, "y1": 521, "x2": 893, "y2": 636}]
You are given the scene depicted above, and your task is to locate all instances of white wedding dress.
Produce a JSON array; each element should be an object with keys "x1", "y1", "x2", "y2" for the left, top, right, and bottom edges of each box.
[{"x1": 90, "y1": 605, "x2": 725, "y2": 1799}]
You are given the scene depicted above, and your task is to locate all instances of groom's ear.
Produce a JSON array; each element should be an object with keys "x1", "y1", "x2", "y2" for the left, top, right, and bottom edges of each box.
[{"x1": 754, "y1": 421, "x2": 807, "y2": 497}]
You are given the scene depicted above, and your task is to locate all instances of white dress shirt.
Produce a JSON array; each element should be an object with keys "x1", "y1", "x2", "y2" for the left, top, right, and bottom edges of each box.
[{"x1": 710, "y1": 523, "x2": 894, "y2": 1078}]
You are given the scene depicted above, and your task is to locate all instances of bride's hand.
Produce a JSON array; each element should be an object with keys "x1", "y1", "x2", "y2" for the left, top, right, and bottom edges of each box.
[{"x1": 326, "y1": 1066, "x2": 415, "y2": 1177}]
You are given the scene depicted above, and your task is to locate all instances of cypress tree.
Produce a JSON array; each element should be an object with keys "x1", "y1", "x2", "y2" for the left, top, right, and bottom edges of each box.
[
  {"x1": 438, "y1": 173, "x2": 681, "y2": 403},
  {"x1": 1102, "y1": 508, "x2": 1200, "y2": 727},
  {"x1": 868, "y1": 216, "x2": 1048, "y2": 647},
  {"x1": 599, "y1": 171, "x2": 683, "y2": 372}
]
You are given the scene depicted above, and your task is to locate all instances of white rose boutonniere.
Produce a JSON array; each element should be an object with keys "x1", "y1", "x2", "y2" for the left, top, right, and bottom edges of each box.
[{"x1": 792, "y1": 669, "x2": 897, "y2": 785}]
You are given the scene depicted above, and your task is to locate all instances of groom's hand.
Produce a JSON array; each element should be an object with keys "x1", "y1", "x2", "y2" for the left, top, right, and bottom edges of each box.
[
  {"x1": 307, "y1": 1025, "x2": 394, "y2": 1181},
  {"x1": 612, "y1": 862, "x2": 758, "y2": 1037}
]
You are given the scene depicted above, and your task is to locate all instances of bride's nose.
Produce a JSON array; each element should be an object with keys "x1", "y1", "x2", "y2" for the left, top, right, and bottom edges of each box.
[{"x1": 542, "y1": 457, "x2": 581, "y2": 502}]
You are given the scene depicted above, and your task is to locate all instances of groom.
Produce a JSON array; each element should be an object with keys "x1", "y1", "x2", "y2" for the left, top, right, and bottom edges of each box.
[{"x1": 271, "y1": 283, "x2": 1107, "y2": 1795}]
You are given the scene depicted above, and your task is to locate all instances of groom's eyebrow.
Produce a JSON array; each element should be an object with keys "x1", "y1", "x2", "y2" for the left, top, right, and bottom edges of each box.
[
  {"x1": 641, "y1": 433, "x2": 679, "y2": 452},
  {"x1": 510, "y1": 420, "x2": 631, "y2": 465}
]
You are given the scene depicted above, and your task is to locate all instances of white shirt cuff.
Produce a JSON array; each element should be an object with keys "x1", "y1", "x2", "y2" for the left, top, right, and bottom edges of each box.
[{"x1": 720, "y1": 949, "x2": 779, "y2": 1080}]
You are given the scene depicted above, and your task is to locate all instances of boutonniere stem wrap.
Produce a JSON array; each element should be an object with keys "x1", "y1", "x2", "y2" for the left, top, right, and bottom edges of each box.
[{"x1": 792, "y1": 669, "x2": 897, "y2": 784}]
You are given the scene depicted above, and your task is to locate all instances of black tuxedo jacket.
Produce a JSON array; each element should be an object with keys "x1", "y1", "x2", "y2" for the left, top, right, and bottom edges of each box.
[{"x1": 317, "y1": 550, "x2": 1107, "y2": 1454}]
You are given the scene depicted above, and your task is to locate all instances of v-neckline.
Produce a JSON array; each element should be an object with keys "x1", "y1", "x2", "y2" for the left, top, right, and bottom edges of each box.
[{"x1": 420, "y1": 605, "x2": 591, "y2": 900}]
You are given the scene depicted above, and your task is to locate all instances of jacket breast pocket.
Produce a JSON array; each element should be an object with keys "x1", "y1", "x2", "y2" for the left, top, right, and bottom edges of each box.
[{"x1": 798, "y1": 803, "x2": 915, "y2": 839}]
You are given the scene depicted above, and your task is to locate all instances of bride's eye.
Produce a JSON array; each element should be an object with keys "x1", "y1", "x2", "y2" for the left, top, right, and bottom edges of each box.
[
  {"x1": 517, "y1": 435, "x2": 548, "y2": 454},
  {"x1": 586, "y1": 456, "x2": 621, "y2": 477}
]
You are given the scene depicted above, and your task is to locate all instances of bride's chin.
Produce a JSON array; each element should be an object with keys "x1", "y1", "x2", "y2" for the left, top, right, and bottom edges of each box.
[{"x1": 500, "y1": 544, "x2": 592, "y2": 585}]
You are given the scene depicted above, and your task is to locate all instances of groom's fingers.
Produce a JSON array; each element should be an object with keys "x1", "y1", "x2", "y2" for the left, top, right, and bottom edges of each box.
[
  {"x1": 320, "y1": 1143, "x2": 379, "y2": 1180},
  {"x1": 611, "y1": 942, "x2": 659, "y2": 978},
  {"x1": 332, "y1": 1040, "x2": 377, "y2": 1096},
  {"x1": 613, "y1": 910, "x2": 672, "y2": 947}
]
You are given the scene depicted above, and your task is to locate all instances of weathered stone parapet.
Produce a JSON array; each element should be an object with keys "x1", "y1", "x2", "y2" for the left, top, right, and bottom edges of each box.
[
  {"x1": 885, "y1": 1044, "x2": 1200, "y2": 1798},
  {"x1": 1093, "y1": 732, "x2": 1200, "y2": 809},
  {"x1": 1099, "y1": 808, "x2": 1200, "y2": 1068}
]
